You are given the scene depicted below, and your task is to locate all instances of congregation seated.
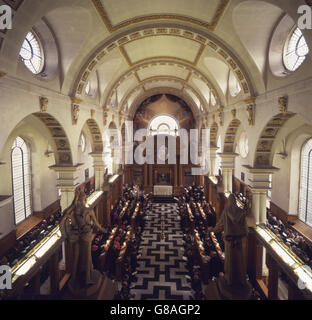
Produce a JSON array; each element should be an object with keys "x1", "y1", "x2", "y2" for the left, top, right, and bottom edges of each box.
[
  {"x1": 179, "y1": 192, "x2": 224, "y2": 299},
  {"x1": 90, "y1": 184, "x2": 151, "y2": 300},
  {"x1": 265, "y1": 210, "x2": 312, "y2": 269},
  {"x1": 0, "y1": 209, "x2": 63, "y2": 268}
]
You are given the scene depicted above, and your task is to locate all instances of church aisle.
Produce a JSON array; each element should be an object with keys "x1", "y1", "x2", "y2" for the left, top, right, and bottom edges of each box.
[{"x1": 131, "y1": 203, "x2": 193, "y2": 300}]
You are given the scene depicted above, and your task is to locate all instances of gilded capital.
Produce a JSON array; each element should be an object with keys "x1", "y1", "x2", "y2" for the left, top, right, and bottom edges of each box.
[
  {"x1": 90, "y1": 109, "x2": 95, "y2": 119},
  {"x1": 40, "y1": 96, "x2": 48, "y2": 113},
  {"x1": 278, "y1": 96, "x2": 288, "y2": 115}
]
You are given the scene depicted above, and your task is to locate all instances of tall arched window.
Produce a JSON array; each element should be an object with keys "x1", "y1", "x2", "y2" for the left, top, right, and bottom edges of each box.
[
  {"x1": 11, "y1": 137, "x2": 32, "y2": 225},
  {"x1": 299, "y1": 138, "x2": 312, "y2": 226}
]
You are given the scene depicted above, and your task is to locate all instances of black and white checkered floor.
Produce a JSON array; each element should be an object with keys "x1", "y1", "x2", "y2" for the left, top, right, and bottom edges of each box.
[{"x1": 131, "y1": 203, "x2": 193, "y2": 300}]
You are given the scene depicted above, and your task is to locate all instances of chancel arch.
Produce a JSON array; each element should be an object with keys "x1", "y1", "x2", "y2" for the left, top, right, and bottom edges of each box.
[{"x1": 126, "y1": 87, "x2": 204, "y2": 126}]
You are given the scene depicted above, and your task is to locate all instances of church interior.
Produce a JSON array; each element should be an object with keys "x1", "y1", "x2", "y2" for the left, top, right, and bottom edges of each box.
[{"x1": 1, "y1": 0, "x2": 312, "y2": 301}]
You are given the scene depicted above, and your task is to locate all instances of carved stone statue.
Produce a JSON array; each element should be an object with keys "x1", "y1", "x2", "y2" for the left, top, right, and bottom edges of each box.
[
  {"x1": 60, "y1": 190, "x2": 105, "y2": 296},
  {"x1": 212, "y1": 194, "x2": 252, "y2": 299}
]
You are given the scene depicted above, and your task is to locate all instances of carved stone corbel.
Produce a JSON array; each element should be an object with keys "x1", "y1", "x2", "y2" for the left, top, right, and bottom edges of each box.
[
  {"x1": 90, "y1": 109, "x2": 95, "y2": 119},
  {"x1": 71, "y1": 97, "x2": 83, "y2": 125},
  {"x1": 245, "y1": 97, "x2": 256, "y2": 126},
  {"x1": 119, "y1": 111, "x2": 125, "y2": 126},
  {"x1": 40, "y1": 97, "x2": 48, "y2": 113},
  {"x1": 217, "y1": 106, "x2": 224, "y2": 126},
  {"x1": 204, "y1": 112, "x2": 209, "y2": 128},
  {"x1": 103, "y1": 107, "x2": 109, "y2": 126},
  {"x1": 231, "y1": 109, "x2": 237, "y2": 119},
  {"x1": 278, "y1": 96, "x2": 288, "y2": 115}
]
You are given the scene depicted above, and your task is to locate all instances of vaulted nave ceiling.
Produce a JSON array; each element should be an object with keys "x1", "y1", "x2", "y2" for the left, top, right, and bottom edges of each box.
[{"x1": 1, "y1": 0, "x2": 310, "y2": 118}]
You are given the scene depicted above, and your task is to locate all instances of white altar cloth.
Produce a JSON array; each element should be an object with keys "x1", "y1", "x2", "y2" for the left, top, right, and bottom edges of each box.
[{"x1": 153, "y1": 185, "x2": 173, "y2": 196}]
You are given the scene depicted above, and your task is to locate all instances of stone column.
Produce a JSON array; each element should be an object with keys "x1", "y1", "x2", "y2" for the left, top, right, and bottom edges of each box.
[
  {"x1": 244, "y1": 166, "x2": 279, "y2": 224},
  {"x1": 219, "y1": 153, "x2": 238, "y2": 193},
  {"x1": 90, "y1": 153, "x2": 105, "y2": 191},
  {"x1": 49, "y1": 165, "x2": 82, "y2": 211}
]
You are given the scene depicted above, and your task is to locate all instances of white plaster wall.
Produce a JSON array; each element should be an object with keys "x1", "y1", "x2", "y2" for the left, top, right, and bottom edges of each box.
[{"x1": 77, "y1": 134, "x2": 95, "y2": 185}]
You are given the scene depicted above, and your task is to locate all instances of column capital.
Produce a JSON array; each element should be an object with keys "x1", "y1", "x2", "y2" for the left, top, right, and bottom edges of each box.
[
  {"x1": 243, "y1": 165, "x2": 279, "y2": 190},
  {"x1": 218, "y1": 152, "x2": 239, "y2": 159},
  {"x1": 219, "y1": 152, "x2": 239, "y2": 170},
  {"x1": 49, "y1": 164, "x2": 83, "y2": 172},
  {"x1": 243, "y1": 165, "x2": 279, "y2": 174}
]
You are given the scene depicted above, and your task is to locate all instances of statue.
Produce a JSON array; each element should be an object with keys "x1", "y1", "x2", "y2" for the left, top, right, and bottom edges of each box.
[
  {"x1": 60, "y1": 190, "x2": 105, "y2": 296},
  {"x1": 212, "y1": 194, "x2": 252, "y2": 299}
]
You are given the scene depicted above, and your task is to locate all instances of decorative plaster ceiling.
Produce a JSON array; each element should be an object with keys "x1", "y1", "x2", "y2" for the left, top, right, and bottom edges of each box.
[
  {"x1": 123, "y1": 36, "x2": 202, "y2": 65},
  {"x1": 73, "y1": 24, "x2": 254, "y2": 110},
  {"x1": 92, "y1": 0, "x2": 229, "y2": 32}
]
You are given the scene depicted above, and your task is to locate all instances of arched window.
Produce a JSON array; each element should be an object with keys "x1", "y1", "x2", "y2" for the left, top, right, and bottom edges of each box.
[
  {"x1": 299, "y1": 138, "x2": 312, "y2": 226},
  {"x1": 148, "y1": 115, "x2": 179, "y2": 136},
  {"x1": 283, "y1": 27, "x2": 309, "y2": 72},
  {"x1": 11, "y1": 137, "x2": 32, "y2": 225},
  {"x1": 19, "y1": 31, "x2": 44, "y2": 74}
]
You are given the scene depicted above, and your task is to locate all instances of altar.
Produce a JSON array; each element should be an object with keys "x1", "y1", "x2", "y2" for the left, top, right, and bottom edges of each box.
[{"x1": 153, "y1": 185, "x2": 173, "y2": 196}]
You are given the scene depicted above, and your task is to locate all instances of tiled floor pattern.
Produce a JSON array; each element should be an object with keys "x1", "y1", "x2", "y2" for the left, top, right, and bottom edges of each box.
[{"x1": 131, "y1": 203, "x2": 192, "y2": 300}]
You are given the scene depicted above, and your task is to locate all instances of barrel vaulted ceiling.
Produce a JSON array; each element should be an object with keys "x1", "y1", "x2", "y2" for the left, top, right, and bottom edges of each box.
[
  {"x1": 1, "y1": 0, "x2": 309, "y2": 119},
  {"x1": 71, "y1": 0, "x2": 257, "y2": 117}
]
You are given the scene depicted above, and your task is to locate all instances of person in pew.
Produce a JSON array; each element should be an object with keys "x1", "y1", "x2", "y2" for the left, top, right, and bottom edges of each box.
[{"x1": 191, "y1": 273, "x2": 202, "y2": 293}]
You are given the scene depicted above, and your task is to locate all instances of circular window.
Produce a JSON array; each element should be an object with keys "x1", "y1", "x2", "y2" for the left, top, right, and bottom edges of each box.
[
  {"x1": 80, "y1": 134, "x2": 86, "y2": 153},
  {"x1": 238, "y1": 131, "x2": 249, "y2": 158},
  {"x1": 20, "y1": 31, "x2": 44, "y2": 74},
  {"x1": 283, "y1": 27, "x2": 309, "y2": 72}
]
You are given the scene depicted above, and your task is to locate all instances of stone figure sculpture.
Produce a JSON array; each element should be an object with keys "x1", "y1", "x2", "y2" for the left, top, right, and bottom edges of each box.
[
  {"x1": 60, "y1": 190, "x2": 105, "y2": 296},
  {"x1": 212, "y1": 193, "x2": 251, "y2": 299}
]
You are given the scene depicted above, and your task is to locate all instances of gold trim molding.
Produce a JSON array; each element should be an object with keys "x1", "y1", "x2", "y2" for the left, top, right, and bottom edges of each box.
[
  {"x1": 73, "y1": 26, "x2": 253, "y2": 102},
  {"x1": 104, "y1": 59, "x2": 220, "y2": 107},
  {"x1": 91, "y1": 0, "x2": 230, "y2": 32}
]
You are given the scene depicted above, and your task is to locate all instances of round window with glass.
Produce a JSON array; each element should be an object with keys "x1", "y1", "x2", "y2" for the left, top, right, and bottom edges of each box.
[
  {"x1": 283, "y1": 27, "x2": 309, "y2": 72},
  {"x1": 20, "y1": 31, "x2": 44, "y2": 74}
]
